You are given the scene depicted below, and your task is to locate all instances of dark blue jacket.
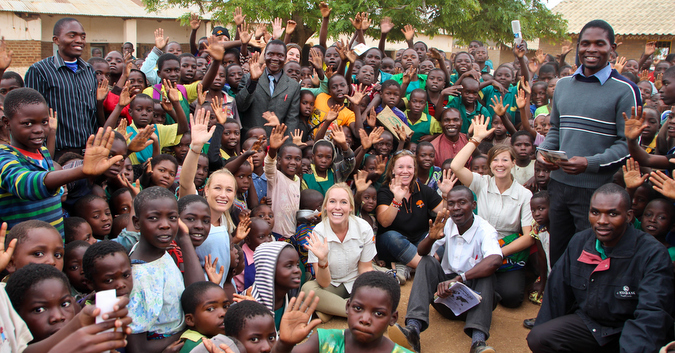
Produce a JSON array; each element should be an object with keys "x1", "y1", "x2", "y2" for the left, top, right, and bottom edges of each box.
[{"x1": 535, "y1": 226, "x2": 674, "y2": 352}]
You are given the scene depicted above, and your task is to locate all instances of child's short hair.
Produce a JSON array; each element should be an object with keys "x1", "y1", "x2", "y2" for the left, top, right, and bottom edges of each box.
[
  {"x1": 72, "y1": 194, "x2": 107, "y2": 218},
  {"x1": 224, "y1": 300, "x2": 273, "y2": 337},
  {"x1": 410, "y1": 88, "x2": 427, "y2": 99},
  {"x1": 65, "y1": 240, "x2": 90, "y2": 260},
  {"x1": 64, "y1": 217, "x2": 89, "y2": 244},
  {"x1": 416, "y1": 141, "x2": 434, "y2": 154},
  {"x1": 129, "y1": 93, "x2": 153, "y2": 109},
  {"x1": 110, "y1": 188, "x2": 131, "y2": 213},
  {"x1": 6, "y1": 220, "x2": 57, "y2": 248},
  {"x1": 6, "y1": 263, "x2": 71, "y2": 310},
  {"x1": 134, "y1": 186, "x2": 177, "y2": 215},
  {"x1": 157, "y1": 53, "x2": 180, "y2": 71},
  {"x1": 3, "y1": 87, "x2": 47, "y2": 120},
  {"x1": 178, "y1": 53, "x2": 196, "y2": 62},
  {"x1": 531, "y1": 190, "x2": 550, "y2": 203},
  {"x1": 300, "y1": 89, "x2": 315, "y2": 100},
  {"x1": 532, "y1": 81, "x2": 547, "y2": 91},
  {"x1": 381, "y1": 79, "x2": 400, "y2": 92},
  {"x1": 351, "y1": 271, "x2": 400, "y2": 310},
  {"x1": 300, "y1": 189, "x2": 323, "y2": 210},
  {"x1": 82, "y1": 240, "x2": 128, "y2": 281},
  {"x1": 2, "y1": 71, "x2": 25, "y2": 87},
  {"x1": 87, "y1": 57, "x2": 108, "y2": 67},
  {"x1": 511, "y1": 130, "x2": 534, "y2": 144},
  {"x1": 181, "y1": 281, "x2": 224, "y2": 315},
  {"x1": 538, "y1": 64, "x2": 557, "y2": 79},
  {"x1": 178, "y1": 194, "x2": 210, "y2": 214}
]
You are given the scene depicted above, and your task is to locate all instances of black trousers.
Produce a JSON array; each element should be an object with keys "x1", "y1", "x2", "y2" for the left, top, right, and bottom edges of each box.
[
  {"x1": 547, "y1": 180, "x2": 594, "y2": 267},
  {"x1": 527, "y1": 314, "x2": 620, "y2": 353}
]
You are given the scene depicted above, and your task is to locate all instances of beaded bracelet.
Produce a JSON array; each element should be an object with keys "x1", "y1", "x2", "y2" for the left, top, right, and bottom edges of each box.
[{"x1": 391, "y1": 199, "x2": 402, "y2": 208}]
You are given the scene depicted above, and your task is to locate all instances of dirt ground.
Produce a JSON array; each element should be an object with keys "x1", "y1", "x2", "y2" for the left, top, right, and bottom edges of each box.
[{"x1": 317, "y1": 279, "x2": 540, "y2": 353}]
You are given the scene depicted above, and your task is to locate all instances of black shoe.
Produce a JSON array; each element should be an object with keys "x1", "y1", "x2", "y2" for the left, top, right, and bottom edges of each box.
[
  {"x1": 523, "y1": 318, "x2": 536, "y2": 330},
  {"x1": 469, "y1": 341, "x2": 495, "y2": 353},
  {"x1": 390, "y1": 323, "x2": 421, "y2": 353}
]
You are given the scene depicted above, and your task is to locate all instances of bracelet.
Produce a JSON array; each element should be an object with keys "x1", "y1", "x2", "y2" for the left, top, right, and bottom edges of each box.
[
  {"x1": 391, "y1": 199, "x2": 402, "y2": 208},
  {"x1": 318, "y1": 261, "x2": 329, "y2": 269},
  {"x1": 189, "y1": 145, "x2": 202, "y2": 154},
  {"x1": 460, "y1": 273, "x2": 467, "y2": 282},
  {"x1": 469, "y1": 138, "x2": 481, "y2": 147}
]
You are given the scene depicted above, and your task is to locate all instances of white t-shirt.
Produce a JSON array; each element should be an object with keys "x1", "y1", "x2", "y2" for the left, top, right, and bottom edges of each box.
[{"x1": 0, "y1": 284, "x2": 33, "y2": 353}]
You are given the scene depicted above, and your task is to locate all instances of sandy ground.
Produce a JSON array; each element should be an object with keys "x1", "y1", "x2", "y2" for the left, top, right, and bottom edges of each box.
[{"x1": 317, "y1": 278, "x2": 540, "y2": 353}]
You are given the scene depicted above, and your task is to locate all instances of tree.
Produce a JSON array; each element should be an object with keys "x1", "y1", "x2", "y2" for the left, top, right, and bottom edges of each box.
[{"x1": 144, "y1": 0, "x2": 567, "y2": 48}]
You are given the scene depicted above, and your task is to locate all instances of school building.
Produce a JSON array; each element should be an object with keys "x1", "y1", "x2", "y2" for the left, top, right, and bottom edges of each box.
[
  {"x1": 538, "y1": 0, "x2": 675, "y2": 64},
  {"x1": 0, "y1": 0, "x2": 214, "y2": 74}
]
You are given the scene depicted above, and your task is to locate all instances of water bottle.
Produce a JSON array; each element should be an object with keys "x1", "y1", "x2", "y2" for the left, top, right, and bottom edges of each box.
[{"x1": 512, "y1": 20, "x2": 522, "y2": 46}]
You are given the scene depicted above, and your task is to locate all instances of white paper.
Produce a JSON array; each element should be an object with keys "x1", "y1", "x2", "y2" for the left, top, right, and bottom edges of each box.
[
  {"x1": 433, "y1": 282, "x2": 482, "y2": 316},
  {"x1": 537, "y1": 148, "x2": 568, "y2": 163},
  {"x1": 95, "y1": 289, "x2": 119, "y2": 325}
]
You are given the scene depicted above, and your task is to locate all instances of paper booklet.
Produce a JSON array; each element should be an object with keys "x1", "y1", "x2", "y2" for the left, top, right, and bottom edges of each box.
[
  {"x1": 537, "y1": 148, "x2": 568, "y2": 163},
  {"x1": 433, "y1": 282, "x2": 482, "y2": 316}
]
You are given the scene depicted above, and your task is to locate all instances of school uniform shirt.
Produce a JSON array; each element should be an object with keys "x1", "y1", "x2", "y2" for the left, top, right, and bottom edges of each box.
[
  {"x1": 264, "y1": 154, "x2": 301, "y2": 238},
  {"x1": 430, "y1": 133, "x2": 469, "y2": 168},
  {"x1": 126, "y1": 122, "x2": 183, "y2": 165},
  {"x1": 309, "y1": 93, "x2": 356, "y2": 134},
  {"x1": 0, "y1": 285, "x2": 33, "y2": 353},
  {"x1": 430, "y1": 214, "x2": 502, "y2": 275},
  {"x1": 511, "y1": 160, "x2": 535, "y2": 185},
  {"x1": 480, "y1": 84, "x2": 519, "y2": 122},
  {"x1": 179, "y1": 329, "x2": 206, "y2": 353},
  {"x1": 403, "y1": 110, "x2": 442, "y2": 144},
  {"x1": 444, "y1": 96, "x2": 492, "y2": 134},
  {"x1": 391, "y1": 73, "x2": 428, "y2": 95},
  {"x1": 468, "y1": 172, "x2": 533, "y2": 239},
  {"x1": 0, "y1": 145, "x2": 64, "y2": 236},
  {"x1": 377, "y1": 181, "x2": 443, "y2": 244},
  {"x1": 25, "y1": 53, "x2": 98, "y2": 150},
  {"x1": 308, "y1": 216, "x2": 377, "y2": 292}
]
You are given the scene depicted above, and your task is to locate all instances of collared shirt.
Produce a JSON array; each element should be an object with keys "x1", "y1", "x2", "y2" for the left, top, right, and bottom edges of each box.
[
  {"x1": 267, "y1": 69, "x2": 283, "y2": 95},
  {"x1": 308, "y1": 216, "x2": 376, "y2": 292},
  {"x1": 25, "y1": 52, "x2": 98, "y2": 150},
  {"x1": 431, "y1": 133, "x2": 469, "y2": 167},
  {"x1": 573, "y1": 63, "x2": 612, "y2": 85},
  {"x1": 431, "y1": 215, "x2": 502, "y2": 275},
  {"x1": 469, "y1": 173, "x2": 533, "y2": 239}
]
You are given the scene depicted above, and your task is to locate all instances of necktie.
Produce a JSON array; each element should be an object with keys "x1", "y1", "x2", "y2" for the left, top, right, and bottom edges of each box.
[{"x1": 269, "y1": 76, "x2": 277, "y2": 95}]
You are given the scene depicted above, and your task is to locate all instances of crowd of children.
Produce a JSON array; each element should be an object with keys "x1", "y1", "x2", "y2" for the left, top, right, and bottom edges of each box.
[{"x1": 1, "y1": 4, "x2": 675, "y2": 353}]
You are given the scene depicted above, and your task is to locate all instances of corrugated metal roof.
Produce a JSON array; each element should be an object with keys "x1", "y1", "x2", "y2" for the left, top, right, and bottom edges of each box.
[
  {"x1": 553, "y1": 0, "x2": 675, "y2": 36},
  {"x1": 0, "y1": 0, "x2": 210, "y2": 19}
]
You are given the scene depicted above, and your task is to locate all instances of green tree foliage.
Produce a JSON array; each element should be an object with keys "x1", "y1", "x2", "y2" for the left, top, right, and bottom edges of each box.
[{"x1": 145, "y1": 0, "x2": 567, "y2": 47}]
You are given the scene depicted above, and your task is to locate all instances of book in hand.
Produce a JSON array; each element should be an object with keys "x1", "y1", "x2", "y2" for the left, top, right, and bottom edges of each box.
[
  {"x1": 433, "y1": 281, "x2": 482, "y2": 316},
  {"x1": 537, "y1": 148, "x2": 568, "y2": 163}
]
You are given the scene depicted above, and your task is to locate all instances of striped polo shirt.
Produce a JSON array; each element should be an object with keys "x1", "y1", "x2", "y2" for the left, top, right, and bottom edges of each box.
[{"x1": 24, "y1": 53, "x2": 98, "y2": 150}]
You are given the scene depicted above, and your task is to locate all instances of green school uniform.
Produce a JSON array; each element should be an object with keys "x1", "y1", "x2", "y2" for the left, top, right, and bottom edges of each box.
[
  {"x1": 445, "y1": 96, "x2": 492, "y2": 134},
  {"x1": 480, "y1": 84, "x2": 519, "y2": 123},
  {"x1": 405, "y1": 111, "x2": 442, "y2": 144},
  {"x1": 301, "y1": 165, "x2": 335, "y2": 197}
]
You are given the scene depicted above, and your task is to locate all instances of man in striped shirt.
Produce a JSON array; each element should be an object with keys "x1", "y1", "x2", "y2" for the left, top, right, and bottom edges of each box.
[{"x1": 25, "y1": 17, "x2": 98, "y2": 160}]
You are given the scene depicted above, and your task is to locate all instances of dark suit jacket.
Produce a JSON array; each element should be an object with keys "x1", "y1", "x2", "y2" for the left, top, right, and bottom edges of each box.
[{"x1": 235, "y1": 70, "x2": 300, "y2": 136}]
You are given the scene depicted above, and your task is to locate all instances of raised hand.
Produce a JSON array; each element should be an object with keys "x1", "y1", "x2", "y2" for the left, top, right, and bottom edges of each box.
[
  {"x1": 325, "y1": 65, "x2": 335, "y2": 79},
  {"x1": 210, "y1": 96, "x2": 228, "y2": 124},
  {"x1": 489, "y1": 96, "x2": 509, "y2": 117},
  {"x1": 269, "y1": 124, "x2": 289, "y2": 150},
  {"x1": 154, "y1": 28, "x2": 168, "y2": 50},
  {"x1": 96, "y1": 78, "x2": 109, "y2": 101},
  {"x1": 204, "y1": 35, "x2": 225, "y2": 61},
  {"x1": 204, "y1": 254, "x2": 225, "y2": 285},
  {"x1": 369, "y1": 126, "x2": 384, "y2": 146},
  {"x1": 249, "y1": 52, "x2": 266, "y2": 80},
  {"x1": 117, "y1": 172, "x2": 141, "y2": 197},
  {"x1": 277, "y1": 291, "x2": 322, "y2": 346},
  {"x1": 390, "y1": 174, "x2": 409, "y2": 201},
  {"x1": 375, "y1": 155, "x2": 388, "y2": 175},
  {"x1": 201, "y1": 336, "x2": 238, "y2": 353},
  {"x1": 0, "y1": 223, "x2": 15, "y2": 272},
  {"x1": 239, "y1": 22, "x2": 252, "y2": 44},
  {"x1": 354, "y1": 170, "x2": 372, "y2": 193},
  {"x1": 623, "y1": 106, "x2": 646, "y2": 141},
  {"x1": 127, "y1": 125, "x2": 155, "y2": 152},
  {"x1": 622, "y1": 157, "x2": 648, "y2": 189},
  {"x1": 319, "y1": 2, "x2": 331, "y2": 18},
  {"x1": 428, "y1": 208, "x2": 449, "y2": 240},
  {"x1": 513, "y1": 42, "x2": 526, "y2": 58},
  {"x1": 163, "y1": 78, "x2": 181, "y2": 102},
  {"x1": 471, "y1": 115, "x2": 495, "y2": 142},
  {"x1": 437, "y1": 169, "x2": 458, "y2": 197},
  {"x1": 645, "y1": 41, "x2": 656, "y2": 56},
  {"x1": 360, "y1": 12, "x2": 371, "y2": 31},
  {"x1": 196, "y1": 82, "x2": 207, "y2": 106},
  {"x1": 516, "y1": 88, "x2": 529, "y2": 109},
  {"x1": 639, "y1": 69, "x2": 649, "y2": 82},
  {"x1": 118, "y1": 82, "x2": 135, "y2": 107},
  {"x1": 655, "y1": 73, "x2": 664, "y2": 90},
  {"x1": 309, "y1": 48, "x2": 323, "y2": 70},
  {"x1": 402, "y1": 66, "x2": 417, "y2": 85},
  {"x1": 191, "y1": 108, "x2": 216, "y2": 147},
  {"x1": 330, "y1": 126, "x2": 348, "y2": 149},
  {"x1": 234, "y1": 214, "x2": 251, "y2": 243},
  {"x1": 519, "y1": 76, "x2": 531, "y2": 94},
  {"x1": 286, "y1": 20, "x2": 297, "y2": 35},
  {"x1": 534, "y1": 49, "x2": 546, "y2": 64},
  {"x1": 528, "y1": 60, "x2": 539, "y2": 74},
  {"x1": 325, "y1": 104, "x2": 340, "y2": 124},
  {"x1": 614, "y1": 56, "x2": 626, "y2": 73},
  {"x1": 441, "y1": 85, "x2": 462, "y2": 97},
  {"x1": 233, "y1": 7, "x2": 246, "y2": 26},
  {"x1": 349, "y1": 13, "x2": 363, "y2": 31},
  {"x1": 561, "y1": 41, "x2": 573, "y2": 56},
  {"x1": 651, "y1": 170, "x2": 675, "y2": 199},
  {"x1": 380, "y1": 17, "x2": 394, "y2": 34},
  {"x1": 262, "y1": 111, "x2": 280, "y2": 127},
  {"x1": 305, "y1": 232, "x2": 329, "y2": 263},
  {"x1": 48, "y1": 108, "x2": 58, "y2": 135},
  {"x1": 428, "y1": 47, "x2": 443, "y2": 61},
  {"x1": 0, "y1": 37, "x2": 14, "y2": 71},
  {"x1": 366, "y1": 107, "x2": 378, "y2": 128},
  {"x1": 115, "y1": 118, "x2": 130, "y2": 140},
  {"x1": 160, "y1": 92, "x2": 173, "y2": 112},
  {"x1": 190, "y1": 13, "x2": 201, "y2": 30},
  {"x1": 82, "y1": 127, "x2": 125, "y2": 176},
  {"x1": 272, "y1": 18, "x2": 285, "y2": 39},
  {"x1": 401, "y1": 24, "x2": 415, "y2": 41},
  {"x1": 347, "y1": 84, "x2": 366, "y2": 106}
]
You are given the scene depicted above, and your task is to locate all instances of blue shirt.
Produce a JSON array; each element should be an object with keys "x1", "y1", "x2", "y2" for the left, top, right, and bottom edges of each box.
[
  {"x1": 573, "y1": 64, "x2": 612, "y2": 85},
  {"x1": 253, "y1": 172, "x2": 268, "y2": 202}
]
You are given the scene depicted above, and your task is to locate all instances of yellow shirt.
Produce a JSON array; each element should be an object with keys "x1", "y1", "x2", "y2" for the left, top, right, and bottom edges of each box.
[{"x1": 127, "y1": 122, "x2": 183, "y2": 165}]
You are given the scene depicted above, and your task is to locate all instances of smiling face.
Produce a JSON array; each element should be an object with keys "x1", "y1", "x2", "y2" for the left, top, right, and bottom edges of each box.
[
  {"x1": 325, "y1": 187, "x2": 354, "y2": 227},
  {"x1": 454, "y1": 53, "x2": 472, "y2": 74},
  {"x1": 5, "y1": 102, "x2": 49, "y2": 152},
  {"x1": 393, "y1": 155, "x2": 415, "y2": 186},
  {"x1": 361, "y1": 187, "x2": 377, "y2": 213},
  {"x1": 205, "y1": 173, "x2": 237, "y2": 215},
  {"x1": 470, "y1": 156, "x2": 488, "y2": 175},
  {"x1": 278, "y1": 146, "x2": 302, "y2": 179},
  {"x1": 252, "y1": 204, "x2": 275, "y2": 229},
  {"x1": 346, "y1": 286, "x2": 397, "y2": 345},
  {"x1": 127, "y1": 71, "x2": 146, "y2": 95},
  {"x1": 441, "y1": 109, "x2": 462, "y2": 140},
  {"x1": 415, "y1": 144, "x2": 435, "y2": 172},
  {"x1": 54, "y1": 21, "x2": 85, "y2": 61},
  {"x1": 150, "y1": 160, "x2": 177, "y2": 189},
  {"x1": 286, "y1": 47, "x2": 301, "y2": 63},
  {"x1": 589, "y1": 192, "x2": 631, "y2": 248},
  {"x1": 158, "y1": 59, "x2": 180, "y2": 83},
  {"x1": 180, "y1": 201, "x2": 212, "y2": 247},
  {"x1": 265, "y1": 43, "x2": 286, "y2": 75},
  {"x1": 446, "y1": 188, "x2": 476, "y2": 227},
  {"x1": 275, "y1": 247, "x2": 302, "y2": 291},
  {"x1": 577, "y1": 27, "x2": 615, "y2": 76},
  {"x1": 532, "y1": 84, "x2": 547, "y2": 107},
  {"x1": 188, "y1": 287, "x2": 229, "y2": 337},
  {"x1": 489, "y1": 150, "x2": 515, "y2": 179},
  {"x1": 221, "y1": 122, "x2": 241, "y2": 153},
  {"x1": 400, "y1": 49, "x2": 419, "y2": 70},
  {"x1": 641, "y1": 200, "x2": 674, "y2": 238},
  {"x1": 17, "y1": 278, "x2": 76, "y2": 342},
  {"x1": 83, "y1": 198, "x2": 113, "y2": 239},
  {"x1": 90, "y1": 251, "x2": 133, "y2": 297}
]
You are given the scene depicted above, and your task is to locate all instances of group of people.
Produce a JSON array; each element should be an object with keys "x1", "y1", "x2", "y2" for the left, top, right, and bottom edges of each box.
[{"x1": 0, "y1": 4, "x2": 674, "y2": 352}]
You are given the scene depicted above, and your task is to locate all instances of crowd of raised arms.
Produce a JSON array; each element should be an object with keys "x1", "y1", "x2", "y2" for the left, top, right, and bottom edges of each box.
[{"x1": 0, "y1": 4, "x2": 675, "y2": 353}]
